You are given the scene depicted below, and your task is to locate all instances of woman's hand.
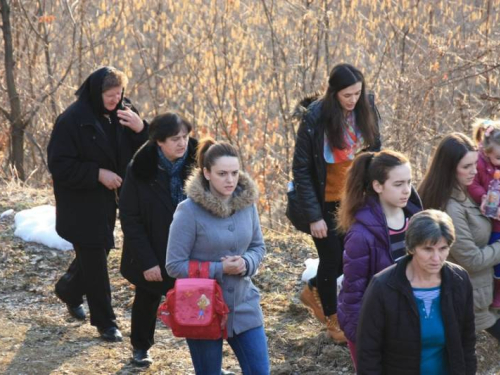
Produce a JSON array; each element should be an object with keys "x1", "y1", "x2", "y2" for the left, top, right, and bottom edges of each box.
[
  {"x1": 479, "y1": 195, "x2": 500, "y2": 219},
  {"x1": 98, "y1": 168, "x2": 122, "y2": 190},
  {"x1": 221, "y1": 256, "x2": 246, "y2": 275},
  {"x1": 310, "y1": 219, "x2": 328, "y2": 238},
  {"x1": 117, "y1": 108, "x2": 144, "y2": 133},
  {"x1": 143, "y1": 265, "x2": 163, "y2": 282}
]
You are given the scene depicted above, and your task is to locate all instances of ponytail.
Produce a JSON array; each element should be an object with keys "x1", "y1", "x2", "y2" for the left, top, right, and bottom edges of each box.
[
  {"x1": 337, "y1": 152, "x2": 375, "y2": 232},
  {"x1": 196, "y1": 137, "x2": 217, "y2": 170},
  {"x1": 337, "y1": 149, "x2": 409, "y2": 232},
  {"x1": 196, "y1": 137, "x2": 239, "y2": 187}
]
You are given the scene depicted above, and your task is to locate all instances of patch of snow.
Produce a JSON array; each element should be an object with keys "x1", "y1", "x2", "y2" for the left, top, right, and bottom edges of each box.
[
  {"x1": 14, "y1": 205, "x2": 73, "y2": 251},
  {"x1": 1, "y1": 209, "x2": 14, "y2": 219},
  {"x1": 301, "y1": 258, "x2": 343, "y2": 287}
]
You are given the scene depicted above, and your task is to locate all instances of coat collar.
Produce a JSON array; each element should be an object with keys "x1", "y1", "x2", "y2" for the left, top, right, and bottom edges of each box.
[
  {"x1": 450, "y1": 187, "x2": 477, "y2": 209},
  {"x1": 353, "y1": 186, "x2": 422, "y2": 242},
  {"x1": 185, "y1": 169, "x2": 259, "y2": 218},
  {"x1": 386, "y1": 255, "x2": 465, "y2": 298}
]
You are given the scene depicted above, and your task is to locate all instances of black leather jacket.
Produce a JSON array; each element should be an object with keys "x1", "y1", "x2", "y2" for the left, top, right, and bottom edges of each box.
[{"x1": 291, "y1": 98, "x2": 381, "y2": 224}]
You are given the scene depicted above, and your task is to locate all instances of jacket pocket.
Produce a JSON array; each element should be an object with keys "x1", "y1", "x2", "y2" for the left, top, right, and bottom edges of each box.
[{"x1": 472, "y1": 283, "x2": 493, "y2": 311}]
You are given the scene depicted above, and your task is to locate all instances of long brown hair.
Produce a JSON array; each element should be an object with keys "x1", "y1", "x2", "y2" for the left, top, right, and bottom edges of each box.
[
  {"x1": 418, "y1": 133, "x2": 476, "y2": 210},
  {"x1": 320, "y1": 64, "x2": 377, "y2": 150},
  {"x1": 337, "y1": 150, "x2": 409, "y2": 232}
]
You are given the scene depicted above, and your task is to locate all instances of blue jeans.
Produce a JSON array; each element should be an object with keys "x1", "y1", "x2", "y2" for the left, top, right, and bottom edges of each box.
[
  {"x1": 186, "y1": 326, "x2": 270, "y2": 375},
  {"x1": 489, "y1": 232, "x2": 500, "y2": 278}
]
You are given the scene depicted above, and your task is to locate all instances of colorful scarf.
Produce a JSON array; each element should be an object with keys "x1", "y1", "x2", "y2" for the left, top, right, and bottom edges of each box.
[{"x1": 324, "y1": 111, "x2": 365, "y2": 164}]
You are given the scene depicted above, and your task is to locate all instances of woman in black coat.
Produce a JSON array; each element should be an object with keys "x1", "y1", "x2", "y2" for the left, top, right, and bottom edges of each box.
[
  {"x1": 119, "y1": 112, "x2": 197, "y2": 367},
  {"x1": 356, "y1": 210, "x2": 476, "y2": 375},
  {"x1": 292, "y1": 64, "x2": 380, "y2": 342},
  {"x1": 48, "y1": 67, "x2": 148, "y2": 342}
]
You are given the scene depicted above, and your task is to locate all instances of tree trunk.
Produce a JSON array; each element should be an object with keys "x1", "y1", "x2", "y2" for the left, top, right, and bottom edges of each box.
[{"x1": 1, "y1": 0, "x2": 25, "y2": 180}]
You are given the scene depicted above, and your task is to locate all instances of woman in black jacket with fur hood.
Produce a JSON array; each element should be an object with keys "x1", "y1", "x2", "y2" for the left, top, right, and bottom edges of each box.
[{"x1": 119, "y1": 113, "x2": 197, "y2": 367}]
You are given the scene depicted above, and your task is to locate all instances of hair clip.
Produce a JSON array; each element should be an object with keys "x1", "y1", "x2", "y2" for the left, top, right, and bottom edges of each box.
[{"x1": 485, "y1": 125, "x2": 494, "y2": 137}]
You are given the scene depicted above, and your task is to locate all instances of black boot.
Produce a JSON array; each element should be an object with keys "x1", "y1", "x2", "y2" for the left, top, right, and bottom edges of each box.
[
  {"x1": 98, "y1": 327, "x2": 123, "y2": 342},
  {"x1": 132, "y1": 348, "x2": 153, "y2": 367}
]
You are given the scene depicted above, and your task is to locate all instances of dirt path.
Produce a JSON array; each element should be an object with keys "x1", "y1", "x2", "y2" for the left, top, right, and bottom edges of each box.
[{"x1": 1, "y1": 185, "x2": 499, "y2": 374}]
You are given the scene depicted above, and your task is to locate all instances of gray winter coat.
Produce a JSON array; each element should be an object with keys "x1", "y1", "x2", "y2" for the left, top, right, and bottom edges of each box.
[{"x1": 166, "y1": 170, "x2": 266, "y2": 337}]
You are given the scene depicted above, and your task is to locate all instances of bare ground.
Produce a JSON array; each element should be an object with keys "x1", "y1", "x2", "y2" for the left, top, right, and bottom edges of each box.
[{"x1": 1, "y1": 182, "x2": 499, "y2": 375}]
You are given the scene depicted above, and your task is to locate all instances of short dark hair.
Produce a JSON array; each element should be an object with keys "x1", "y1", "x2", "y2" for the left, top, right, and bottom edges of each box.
[
  {"x1": 406, "y1": 209, "x2": 455, "y2": 254},
  {"x1": 148, "y1": 112, "x2": 192, "y2": 142}
]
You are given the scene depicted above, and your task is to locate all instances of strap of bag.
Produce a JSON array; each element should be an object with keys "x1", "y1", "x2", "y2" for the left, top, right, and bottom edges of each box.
[{"x1": 188, "y1": 260, "x2": 210, "y2": 279}]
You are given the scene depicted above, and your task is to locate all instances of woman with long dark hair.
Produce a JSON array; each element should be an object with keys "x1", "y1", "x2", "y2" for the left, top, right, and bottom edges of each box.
[
  {"x1": 418, "y1": 133, "x2": 500, "y2": 343},
  {"x1": 292, "y1": 63, "x2": 380, "y2": 342},
  {"x1": 337, "y1": 150, "x2": 422, "y2": 367}
]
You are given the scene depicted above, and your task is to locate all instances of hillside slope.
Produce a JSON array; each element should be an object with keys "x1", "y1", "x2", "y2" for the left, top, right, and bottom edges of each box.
[{"x1": 1, "y1": 183, "x2": 499, "y2": 374}]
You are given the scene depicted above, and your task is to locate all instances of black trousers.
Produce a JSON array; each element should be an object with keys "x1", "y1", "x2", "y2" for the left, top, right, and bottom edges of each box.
[
  {"x1": 310, "y1": 201, "x2": 344, "y2": 317},
  {"x1": 55, "y1": 245, "x2": 117, "y2": 329},
  {"x1": 131, "y1": 285, "x2": 162, "y2": 350}
]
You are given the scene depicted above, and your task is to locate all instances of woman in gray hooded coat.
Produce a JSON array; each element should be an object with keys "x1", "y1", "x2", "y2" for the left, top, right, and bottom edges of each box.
[{"x1": 166, "y1": 138, "x2": 269, "y2": 375}]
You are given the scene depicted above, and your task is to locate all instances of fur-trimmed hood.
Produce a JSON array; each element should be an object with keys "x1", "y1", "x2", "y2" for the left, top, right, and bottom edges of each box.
[
  {"x1": 185, "y1": 169, "x2": 259, "y2": 218},
  {"x1": 290, "y1": 91, "x2": 322, "y2": 121}
]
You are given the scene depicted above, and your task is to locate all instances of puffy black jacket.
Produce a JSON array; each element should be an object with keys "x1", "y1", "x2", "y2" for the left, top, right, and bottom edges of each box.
[
  {"x1": 356, "y1": 256, "x2": 477, "y2": 375},
  {"x1": 119, "y1": 138, "x2": 197, "y2": 295},
  {"x1": 291, "y1": 97, "x2": 381, "y2": 223}
]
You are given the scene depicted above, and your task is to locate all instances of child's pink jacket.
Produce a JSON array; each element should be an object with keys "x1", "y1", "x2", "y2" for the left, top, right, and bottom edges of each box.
[{"x1": 468, "y1": 150, "x2": 500, "y2": 232}]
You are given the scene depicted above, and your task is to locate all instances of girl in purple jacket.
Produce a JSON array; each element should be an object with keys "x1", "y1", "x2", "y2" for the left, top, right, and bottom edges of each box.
[
  {"x1": 468, "y1": 119, "x2": 500, "y2": 308},
  {"x1": 336, "y1": 150, "x2": 422, "y2": 368}
]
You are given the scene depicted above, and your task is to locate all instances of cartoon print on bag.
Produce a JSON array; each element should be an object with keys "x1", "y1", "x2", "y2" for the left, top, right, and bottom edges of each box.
[{"x1": 197, "y1": 294, "x2": 211, "y2": 319}]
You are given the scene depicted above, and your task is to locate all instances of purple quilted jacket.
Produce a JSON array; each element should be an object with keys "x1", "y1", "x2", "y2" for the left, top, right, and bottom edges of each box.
[{"x1": 337, "y1": 189, "x2": 422, "y2": 343}]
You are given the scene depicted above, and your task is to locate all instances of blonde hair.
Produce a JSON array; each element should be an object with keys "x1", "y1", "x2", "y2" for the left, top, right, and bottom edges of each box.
[{"x1": 472, "y1": 118, "x2": 500, "y2": 154}]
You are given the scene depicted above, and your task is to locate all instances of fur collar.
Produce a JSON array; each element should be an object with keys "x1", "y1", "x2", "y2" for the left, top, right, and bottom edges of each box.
[{"x1": 185, "y1": 169, "x2": 259, "y2": 218}]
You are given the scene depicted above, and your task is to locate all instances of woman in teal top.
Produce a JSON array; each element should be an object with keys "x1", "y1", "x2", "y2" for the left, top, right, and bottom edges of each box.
[{"x1": 356, "y1": 210, "x2": 476, "y2": 375}]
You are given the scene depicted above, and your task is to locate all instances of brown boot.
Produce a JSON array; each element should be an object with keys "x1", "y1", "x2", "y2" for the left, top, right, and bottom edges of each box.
[
  {"x1": 300, "y1": 283, "x2": 326, "y2": 323},
  {"x1": 326, "y1": 314, "x2": 347, "y2": 344}
]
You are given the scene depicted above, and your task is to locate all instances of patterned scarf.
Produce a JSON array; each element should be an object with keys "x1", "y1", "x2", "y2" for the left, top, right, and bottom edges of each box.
[
  {"x1": 323, "y1": 111, "x2": 365, "y2": 164},
  {"x1": 157, "y1": 146, "x2": 189, "y2": 206}
]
